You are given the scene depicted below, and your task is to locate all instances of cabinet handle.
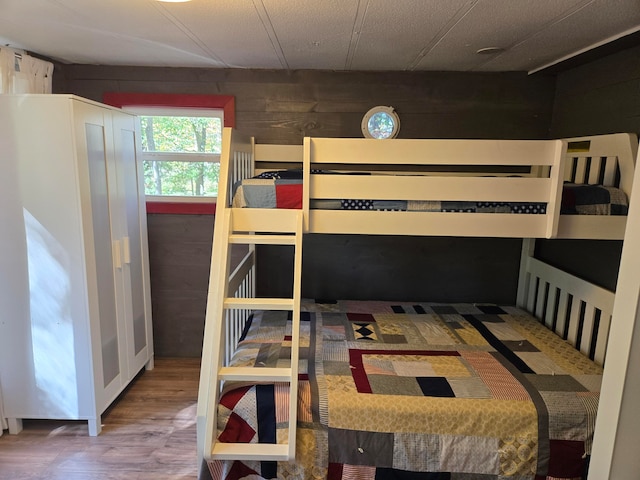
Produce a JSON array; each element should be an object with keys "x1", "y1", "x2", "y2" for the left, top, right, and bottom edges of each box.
[
  {"x1": 123, "y1": 236, "x2": 131, "y2": 264},
  {"x1": 113, "y1": 240, "x2": 122, "y2": 269}
]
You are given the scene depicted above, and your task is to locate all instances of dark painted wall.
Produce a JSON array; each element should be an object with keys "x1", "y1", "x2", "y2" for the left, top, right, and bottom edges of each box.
[
  {"x1": 261, "y1": 235, "x2": 523, "y2": 303},
  {"x1": 537, "y1": 45, "x2": 640, "y2": 292},
  {"x1": 550, "y1": 45, "x2": 640, "y2": 138},
  {"x1": 146, "y1": 214, "x2": 214, "y2": 357},
  {"x1": 54, "y1": 65, "x2": 556, "y2": 356},
  {"x1": 55, "y1": 66, "x2": 555, "y2": 143}
]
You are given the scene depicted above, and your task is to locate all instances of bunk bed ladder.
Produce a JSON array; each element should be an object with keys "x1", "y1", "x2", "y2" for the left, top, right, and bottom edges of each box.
[{"x1": 206, "y1": 207, "x2": 304, "y2": 463}]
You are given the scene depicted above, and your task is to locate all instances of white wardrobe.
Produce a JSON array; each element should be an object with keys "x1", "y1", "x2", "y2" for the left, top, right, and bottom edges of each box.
[{"x1": 0, "y1": 94, "x2": 153, "y2": 436}]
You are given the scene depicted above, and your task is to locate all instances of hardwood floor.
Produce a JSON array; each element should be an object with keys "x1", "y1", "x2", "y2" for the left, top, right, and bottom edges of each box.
[{"x1": 0, "y1": 357, "x2": 200, "y2": 480}]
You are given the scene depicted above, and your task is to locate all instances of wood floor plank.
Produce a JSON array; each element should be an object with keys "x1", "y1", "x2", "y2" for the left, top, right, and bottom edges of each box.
[{"x1": 0, "y1": 358, "x2": 200, "y2": 480}]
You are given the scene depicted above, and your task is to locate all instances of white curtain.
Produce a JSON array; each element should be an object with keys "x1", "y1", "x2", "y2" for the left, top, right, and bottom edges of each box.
[
  {"x1": 0, "y1": 46, "x2": 53, "y2": 94},
  {"x1": 0, "y1": 46, "x2": 52, "y2": 435}
]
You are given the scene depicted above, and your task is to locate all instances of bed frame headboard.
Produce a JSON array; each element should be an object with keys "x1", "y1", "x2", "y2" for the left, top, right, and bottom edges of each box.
[
  {"x1": 517, "y1": 238, "x2": 615, "y2": 366},
  {"x1": 563, "y1": 133, "x2": 637, "y2": 196}
]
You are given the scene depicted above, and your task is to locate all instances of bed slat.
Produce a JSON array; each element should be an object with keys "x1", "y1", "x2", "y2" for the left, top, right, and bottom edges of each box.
[
  {"x1": 311, "y1": 175, "x2": 552, "y2": 202},
  {"x1": 555, "y1": 290, "x2": 569, "y2": 338},
  {"x1": 567, "y1": 298, "x2": 582, "y2": 348},
  {"x1": 544, "y1": 286, "x2": 558, "y2": 330},
  {"x1": 603, "y1": 157, "x2": 618, "y2": 187},
  {"x1": 593, "y1": 313, "x2": 612, "y2": 365},
  {"x1": 535, "y1": 280, "x2": 547, "y2": 319},
  {"x1": 309, "y1": 137, "x2": 562, "y2": 166},
  {"x1": 575, "y1": 157, "x2": 588, "y2": 184},
  {"x1": 579, "y1": 303, "x2": 597, "y2": 357},
  {"x1": 588, "y1": 157, "x2": 602, "y2": 184}
]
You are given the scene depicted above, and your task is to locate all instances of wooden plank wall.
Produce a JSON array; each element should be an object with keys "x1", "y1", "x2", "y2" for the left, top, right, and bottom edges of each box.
[
  {"x1": 145, "y1": 214, "x2": 214, "y2": 357},
  {"x1": 54, "y1": 66, "x2": 554, "y2": 142},
  {"x1": 54, "y1": 66, "x2": 555, "y2": 356},
  {"x1": 535, "y1": 44, "x2": 640, "y2": 292}
]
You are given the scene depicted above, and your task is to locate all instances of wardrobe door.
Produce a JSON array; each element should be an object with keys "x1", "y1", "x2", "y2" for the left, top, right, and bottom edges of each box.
[
  {"x1": 76, "y1": 103, "x2": 123, "y2": 415},
  {"x1": 112, "y1": 112, "x2": 151, "y2": 377}
]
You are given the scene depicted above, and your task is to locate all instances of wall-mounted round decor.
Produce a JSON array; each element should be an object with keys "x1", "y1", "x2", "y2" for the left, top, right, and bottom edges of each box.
[{"x1": 361, "y1": 106, "x2": 400, "y2": 139}]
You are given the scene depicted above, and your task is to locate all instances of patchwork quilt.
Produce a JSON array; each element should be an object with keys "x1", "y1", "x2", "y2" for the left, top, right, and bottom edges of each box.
[
  {"x1": 231, "y1": 170, "x2": 628, "y2": 215},
  {"x1": 202, "y1": 300, "x2": 602, "y2": 480}
]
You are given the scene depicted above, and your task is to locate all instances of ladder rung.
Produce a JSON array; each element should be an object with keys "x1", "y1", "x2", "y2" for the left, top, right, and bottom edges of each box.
[
  {"x1": 224, "y1": 297, "x2": 294, "y2": 310},
  {"x1": 211, "y1": 442, "x2": 290, "y2": 461},
  {"x1": 229, "y1": 233, "x2": 296, "y2": 245},
  {"x1": 219, "y1": 366, "x2": 292, "y2": 382}
]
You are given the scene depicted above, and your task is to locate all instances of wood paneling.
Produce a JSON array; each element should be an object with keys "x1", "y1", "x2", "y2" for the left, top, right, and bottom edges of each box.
[
  {"x1": 544, "y1": 45, "x2": 640, "y2": 290},
  {"x1": 147, "y1": 214, "x2": 214, "y2": 358},
  {"x1": 551, "y1": 45, "x2": 640, "y2": 138},
  {"x1": 535, "y1": 239, "x2": 623, "y2": 291},
  {"x1": 55, "y1": 66, "x2": 555, "y2": 144},
  {"x1": 257, "y1": 235, "x2": 523, "y2": 305}
]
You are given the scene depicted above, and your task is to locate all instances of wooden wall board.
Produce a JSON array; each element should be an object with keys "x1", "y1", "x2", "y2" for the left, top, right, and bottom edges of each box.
[
  {"x1": 56, "y1": 66, "x2": 555, "y2": 144},
  {"x1": 551, "y1": 45, "x2": 640, "y2": 138},
  {"x1": 146, "y1": 214, "x2": 214, "y2": 358}
]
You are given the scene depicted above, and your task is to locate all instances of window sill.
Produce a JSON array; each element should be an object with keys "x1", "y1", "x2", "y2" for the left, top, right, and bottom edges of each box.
[{"x1": 146, "y1": 198, "x2": 217, "y2": 215}]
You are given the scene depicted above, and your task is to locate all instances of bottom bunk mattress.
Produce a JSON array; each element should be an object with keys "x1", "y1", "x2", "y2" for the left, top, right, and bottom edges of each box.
[{"x1": 201, "y1": 300, "x2": 602, "y2": 480}]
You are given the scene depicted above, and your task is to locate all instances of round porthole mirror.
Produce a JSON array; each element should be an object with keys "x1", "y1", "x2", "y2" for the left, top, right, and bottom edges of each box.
[{"x1": 361, "y1": 106, "x2": 400, "y2": 139}]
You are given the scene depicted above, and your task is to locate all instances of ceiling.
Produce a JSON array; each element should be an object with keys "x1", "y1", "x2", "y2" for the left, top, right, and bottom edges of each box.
[{"x1": 2, "y1": 0, "x2": 640, "y2": 74}]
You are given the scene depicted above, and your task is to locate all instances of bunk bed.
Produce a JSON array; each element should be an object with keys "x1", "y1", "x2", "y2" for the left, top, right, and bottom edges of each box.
[{"x1": 197, "y1": 129, "x2": 638, "y2": 480}]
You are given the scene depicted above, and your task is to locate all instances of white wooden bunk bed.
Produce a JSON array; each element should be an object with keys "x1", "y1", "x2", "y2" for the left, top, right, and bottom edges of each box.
[{"x1": 197, "y1": 129, "x2": 638, "y2": 480}]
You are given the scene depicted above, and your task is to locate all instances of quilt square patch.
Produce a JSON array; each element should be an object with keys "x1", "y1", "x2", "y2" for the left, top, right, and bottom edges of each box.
[
  {"x1": 381, "y1": 334, "x2": 408, "y2": 344},
  {"x1": 392, "y1": 432, "x2": 441, "y2": 472},
  {"x1": 242, "y1": 183, "x2": 276, "y2": 208},
  {"x1": 349, "y1": 349, "x2": 463, "y2": 395},
  {"x1": 329, "y1": 428, "x2": 394, "y2": 467},
  {"x1": 477, "y1": 305, "x2": 507, "y2": 315},
  {"x1": 368, "y1": 374, "x2": 425, "y2": 396},
  {"x1": 448, "y1": 377, "x2": 492, "y2": 398},
  {"x1": 540, "y1": 391, "x2": 589, "y2": 440},
  {"x1": 352, "y1": 323, "x2": 378, "y2": 341},
  {"x1": 431, "y1": 305, "x2": 458, "y2": 314},
  {"x1": 324, "y1": 324, "x2": 347, "y2": 340},
  {"x1": 440, "y1": 435, "x2": 500, "y2": 475},
  {"x1": 548, "y1": 439, "x2": 586, "y2": 478},
  {"x1": 347, "y1": 313, "x2": 376, "y2": 323},
  {"x1": 416, "y1": 377, "x2": 455, "y2": 397},
  {"x1": 527, "y1": 374, "x2": 588, "y2": 392}
]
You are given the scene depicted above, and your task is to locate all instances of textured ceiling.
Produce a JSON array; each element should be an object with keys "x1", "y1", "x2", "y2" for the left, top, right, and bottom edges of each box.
[{"x1": 2, "y1": 0, "x2": 640, "y2": 73}]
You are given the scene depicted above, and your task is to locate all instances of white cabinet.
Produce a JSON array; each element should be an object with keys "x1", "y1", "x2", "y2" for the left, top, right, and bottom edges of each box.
[{"x1": 0, "y1": 94, "x2": 153, "y2": 435}]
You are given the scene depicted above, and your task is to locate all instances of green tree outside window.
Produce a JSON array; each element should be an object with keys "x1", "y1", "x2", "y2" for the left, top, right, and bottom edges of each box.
[{"x1": 140, "y1": 115, "x2": 222, "y2": 196}]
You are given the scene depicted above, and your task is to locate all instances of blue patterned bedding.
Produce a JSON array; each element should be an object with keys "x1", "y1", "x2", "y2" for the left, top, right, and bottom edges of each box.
[{"x1": 232, "y1": 170, "x2": 628, "y2": 215}]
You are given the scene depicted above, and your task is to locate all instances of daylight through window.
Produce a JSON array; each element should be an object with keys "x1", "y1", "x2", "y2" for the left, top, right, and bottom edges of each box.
[{"x1": 134, "y1": 108, "x2": 223, "y2": 197}]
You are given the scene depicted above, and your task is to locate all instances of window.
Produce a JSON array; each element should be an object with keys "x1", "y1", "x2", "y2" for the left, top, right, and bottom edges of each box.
[
  {"x1": 131, "y1": 107, "x2": 223, "y2": 198},
  {"x1": 103, "y1": 92, "x2": 235, "y2": 214},
  {"x1": 361, "y1": 106, "x2": 400, "y2": 139}
]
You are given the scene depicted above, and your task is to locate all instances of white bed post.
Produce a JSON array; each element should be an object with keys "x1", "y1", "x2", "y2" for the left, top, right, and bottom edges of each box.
[
  {"x1": 589, "y1": 145, "x2": 640, "y2": 479},
  {"x1": 516, "y1": 238, "x2": 536, "y2": 309}
]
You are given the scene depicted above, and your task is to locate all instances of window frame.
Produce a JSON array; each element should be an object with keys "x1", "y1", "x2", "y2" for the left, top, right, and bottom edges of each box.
[{"x1": 103, "y1": 92, "x2": 235, "y2": 214}]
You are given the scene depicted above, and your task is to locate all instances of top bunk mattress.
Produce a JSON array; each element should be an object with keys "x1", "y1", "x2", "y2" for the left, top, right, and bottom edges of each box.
[{"x1": 231, "y1": 170, "x2": 629, "y2": 215}]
